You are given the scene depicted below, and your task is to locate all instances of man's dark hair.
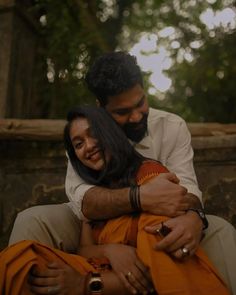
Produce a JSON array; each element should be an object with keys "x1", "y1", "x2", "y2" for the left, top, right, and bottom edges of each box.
[
  {"x1": 64, "y1": 106, "x2": 143, "y2": 187},
  {"x1": 85, "y1": 51, "x2": 143, "y2": 106}
]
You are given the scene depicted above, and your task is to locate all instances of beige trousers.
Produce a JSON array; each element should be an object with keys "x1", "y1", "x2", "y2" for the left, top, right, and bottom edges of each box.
[{"x1": 9, "y1": 203, "x2": 236, "y2": 294}]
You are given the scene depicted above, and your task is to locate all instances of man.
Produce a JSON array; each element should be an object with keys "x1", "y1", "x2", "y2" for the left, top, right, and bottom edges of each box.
[
  {"x1": 10, "y1": 52, "x2": 236, "y2": 293},
  {"x1": 65, "y1": 52, "x2": 236, "y2": 292}
]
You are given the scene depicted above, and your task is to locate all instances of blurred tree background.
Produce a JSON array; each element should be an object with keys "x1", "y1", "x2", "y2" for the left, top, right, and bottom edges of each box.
[{"x1": 31, "y1": 0, "x2": 236, "y2": 122}]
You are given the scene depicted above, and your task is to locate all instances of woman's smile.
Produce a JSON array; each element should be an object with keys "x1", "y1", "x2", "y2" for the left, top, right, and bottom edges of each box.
[
  {"x1": 86, "y1": 149, "x2": 102, "y2": 161},
  {"x1": 70, "y1": 117, "x2": 106, "y2": 171}
]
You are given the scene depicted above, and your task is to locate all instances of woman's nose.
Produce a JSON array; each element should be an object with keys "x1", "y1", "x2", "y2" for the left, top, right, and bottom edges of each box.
[{"x1": 85, "y1": 137, "x2": 97, "y2": 150}]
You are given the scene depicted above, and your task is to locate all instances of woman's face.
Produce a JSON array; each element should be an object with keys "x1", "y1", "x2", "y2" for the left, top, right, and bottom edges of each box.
[{"x1": 69, "y1": 117, "x2": 108, "y2": 171}]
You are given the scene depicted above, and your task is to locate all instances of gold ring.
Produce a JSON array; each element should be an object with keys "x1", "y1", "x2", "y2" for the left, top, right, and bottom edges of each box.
[
  {"x1": 155, "y1": 228, "x2": 161, "y2": 235},
  {"x1": 181, "y1": 247, "x2": 189, "y2": 256}
]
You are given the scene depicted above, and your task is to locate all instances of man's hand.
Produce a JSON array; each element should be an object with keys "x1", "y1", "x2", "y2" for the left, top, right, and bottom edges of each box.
[
  {"x1": 103, "y1": 244, "x2": 154, "y2": 294},
  {"x1": 145, "y1": 211, "x2": 203, "y2": 259},
  {"x1": 140, "y1": 173, "x2": 190, "y2": 217}
]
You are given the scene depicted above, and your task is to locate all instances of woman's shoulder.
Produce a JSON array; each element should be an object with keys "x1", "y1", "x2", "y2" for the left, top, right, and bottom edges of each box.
[{"x1": 136, "y1": 159, "x2": 169, "y2": 185}]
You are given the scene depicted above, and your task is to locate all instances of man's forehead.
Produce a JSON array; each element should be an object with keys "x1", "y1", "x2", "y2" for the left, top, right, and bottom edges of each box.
[{"x1": 105, "y1": 85, "x2": 145, "y2": 111}]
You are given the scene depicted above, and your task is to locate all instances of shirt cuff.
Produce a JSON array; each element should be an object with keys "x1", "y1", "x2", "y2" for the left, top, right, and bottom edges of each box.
[{"x1": 66, "y1": 183, "x2": 94, "y2": 221}]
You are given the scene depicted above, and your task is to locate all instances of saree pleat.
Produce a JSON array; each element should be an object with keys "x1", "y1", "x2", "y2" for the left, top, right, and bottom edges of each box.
[
  {"x1": 97, "y1": 214, "x2": 230, "y2": 295},
  {"x1": 0, "y1": 240, "x2": 95, "y2": 295},
  {"x1": 96, "y1": 160, "x2": 230, "y2": 294}
]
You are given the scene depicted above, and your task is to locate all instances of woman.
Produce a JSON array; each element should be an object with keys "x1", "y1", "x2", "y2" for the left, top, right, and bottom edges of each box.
[
  {"x1": 0, "y1": 106, "x2": 153, "y2": 295},
  {"x1": 0, "y1": 106, "x2": 230, "y2": 295},
  {"x1": 62, "y1": 106, "x2": 230, "y2": 295},
  {"x1": 0, "y1": 239, "x2": 143, "y2": 294}
]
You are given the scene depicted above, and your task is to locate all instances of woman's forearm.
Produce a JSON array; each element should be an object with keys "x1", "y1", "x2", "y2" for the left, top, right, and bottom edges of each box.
[
  {"x1": 83, "y1": 271, "x2": 130, "y2": 295},
  {"x1": 78, "y1": 244, "x2": 107, "y2": 258}
]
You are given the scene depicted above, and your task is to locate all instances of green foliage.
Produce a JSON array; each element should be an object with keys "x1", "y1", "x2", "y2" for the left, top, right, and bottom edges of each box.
[
  {"x1": 31, "y1": 0, "x2": 236, "y2": 122},
  {"x1": 166, "y1": 29, "x2": 236, "y2": 122}
]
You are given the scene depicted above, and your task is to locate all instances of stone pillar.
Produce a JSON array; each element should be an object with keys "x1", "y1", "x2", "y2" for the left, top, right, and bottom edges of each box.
[{"x1": 0, "y1": 0, "x2": 39, "y2": 118}]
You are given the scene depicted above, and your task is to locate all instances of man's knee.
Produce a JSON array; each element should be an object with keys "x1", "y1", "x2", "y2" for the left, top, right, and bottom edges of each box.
[
  {"x1": 9, "y1": 205, "x2": 57, "y2": 245},
  {"x1": 9, "y1": 203, "x2": 81, "y2": 251},
  {"x1": 11, "y1": 205, "x2": 60, "y2": 234},
  {"x1": 206, "y1": 215, "x2": 235, "y2": 235},
  {"x1": 15, "y1": 206, "x2": 45, "y2": 225}
]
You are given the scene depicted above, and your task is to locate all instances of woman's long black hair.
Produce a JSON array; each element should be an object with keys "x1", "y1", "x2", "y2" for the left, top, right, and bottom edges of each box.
[{"x1": 64, "y1": 106, "x2": 144, "y2": 188}]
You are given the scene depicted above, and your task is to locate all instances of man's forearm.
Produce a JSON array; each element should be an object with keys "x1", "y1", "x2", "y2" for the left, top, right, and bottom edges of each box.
[
  {"x1": 82, "y1": 186, "x2": 133, "y2": 220},
  {"x1": 186, "y1": 193, "x2": 203, "y2": 209},
  {"x1": 82, "y1": 179, "x2": 203, "y2": 220}
]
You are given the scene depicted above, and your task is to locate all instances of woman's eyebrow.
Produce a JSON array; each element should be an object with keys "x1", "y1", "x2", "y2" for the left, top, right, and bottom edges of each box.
[{"x1": 71, "y1": 135, "x2": 82, "y2": 143}]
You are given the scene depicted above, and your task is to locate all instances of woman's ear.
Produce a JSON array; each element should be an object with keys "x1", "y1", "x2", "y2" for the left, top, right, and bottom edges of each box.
[{"x1": 96, "y1": 99, "x2": 100, "y2": 107}]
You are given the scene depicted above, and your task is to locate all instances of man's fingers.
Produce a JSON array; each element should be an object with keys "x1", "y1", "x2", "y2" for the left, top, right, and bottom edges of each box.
[
  {"x1": 171, "y1": 244, "x2": 196, "y2": 260},
  {"x1": 159, "y1": 172, "x2": 180, "y2": 184},
  {"x1": 162, "y1": 235, "x2": 187, "y2": 253},
  {"x1": 154, "y1": 230, "x2": 181, "y2": 251},
  {"x1": 145, "y1": 224, "x2": 164, "y2": 235}
]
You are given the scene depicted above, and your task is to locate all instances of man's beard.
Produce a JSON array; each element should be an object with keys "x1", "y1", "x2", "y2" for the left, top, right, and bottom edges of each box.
[{"x1": 122, "y1": 113, "x2": 148, "y2": 143}]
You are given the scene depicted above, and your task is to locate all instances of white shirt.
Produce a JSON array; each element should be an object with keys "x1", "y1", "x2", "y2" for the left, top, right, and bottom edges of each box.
[{"x1": 65, "y1": 108, "x2": 202, "y2": 220}]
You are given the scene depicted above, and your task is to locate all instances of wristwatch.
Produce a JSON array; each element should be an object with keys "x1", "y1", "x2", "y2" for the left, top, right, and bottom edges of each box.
[
  {"x1": 87, "y1": 272, "x2": 104, "y2": 295},
  {"x1": 187, "y1": 208, "x2": 209, "y2": 230}
]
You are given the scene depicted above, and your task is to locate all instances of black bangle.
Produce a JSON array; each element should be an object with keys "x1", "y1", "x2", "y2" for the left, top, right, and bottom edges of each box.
[{"x1": 129, "y1": 185, "x2": 142, "y2": 212}]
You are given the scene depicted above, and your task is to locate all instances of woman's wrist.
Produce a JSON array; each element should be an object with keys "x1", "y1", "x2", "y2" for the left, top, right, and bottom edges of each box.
[{"x1": 85, "y1": 272, "x2": 104, "y2": 295}]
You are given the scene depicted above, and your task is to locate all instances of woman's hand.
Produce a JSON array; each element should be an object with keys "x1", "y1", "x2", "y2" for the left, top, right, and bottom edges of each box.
[
  {"x1": 28, "y1": 261, "x2": 85, "y2": 295},
  {"x1": 103, "y1": 244, "x2": 154, "y2": 294}
]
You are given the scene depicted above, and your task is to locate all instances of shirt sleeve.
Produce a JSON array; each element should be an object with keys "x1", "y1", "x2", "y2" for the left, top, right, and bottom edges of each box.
[
  {"x1": 65, "y1": 159, "x2": 94, "y2": 220},
  {"x1": 165, "y1": 119, "x2": 203, "y2": 203}
]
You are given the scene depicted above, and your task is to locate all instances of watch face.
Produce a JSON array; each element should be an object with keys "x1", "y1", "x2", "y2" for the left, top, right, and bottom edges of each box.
[{"x1": 90, "y1": 280, "x2": 103, "y2": 291}]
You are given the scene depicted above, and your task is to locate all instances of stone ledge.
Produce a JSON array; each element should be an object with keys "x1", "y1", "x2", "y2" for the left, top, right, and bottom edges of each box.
[{"x1": 1, "y1": 118, "x2": 236, "y2": 142}]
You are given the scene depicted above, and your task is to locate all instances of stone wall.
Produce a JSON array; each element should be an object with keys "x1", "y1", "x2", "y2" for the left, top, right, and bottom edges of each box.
[{"x1": 0, "y1": 119, "x2": 236, "y2": 249}]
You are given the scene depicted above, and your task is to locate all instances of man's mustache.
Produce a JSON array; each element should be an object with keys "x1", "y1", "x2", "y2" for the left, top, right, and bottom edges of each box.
[
  {"x1": 122, "y1": 113, "x2": 148, "y2": 142},
  {"x1": 124, "y1": 114, "x2": 148, "y2": 129}
]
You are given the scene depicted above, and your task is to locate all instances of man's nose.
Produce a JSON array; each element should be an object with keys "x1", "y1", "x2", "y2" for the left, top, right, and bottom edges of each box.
[{"x1": 129, "y1": 109, "x2": 142, "y2": 123}]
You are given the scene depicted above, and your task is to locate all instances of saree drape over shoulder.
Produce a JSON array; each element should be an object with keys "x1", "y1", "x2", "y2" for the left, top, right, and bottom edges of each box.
[
  {"x1": 94, "y1": 160, "x2": 231, "y2": 295},
  {"x1": 0, "y1": 240, "x2": 95, "y2": 295}
]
